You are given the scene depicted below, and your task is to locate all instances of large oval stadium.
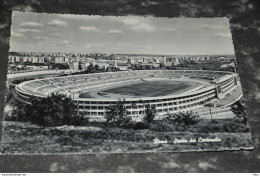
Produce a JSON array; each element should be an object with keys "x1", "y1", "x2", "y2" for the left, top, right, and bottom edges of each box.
[{"x1": 15, "y1": 70, "x2": 239, "y2": 120}]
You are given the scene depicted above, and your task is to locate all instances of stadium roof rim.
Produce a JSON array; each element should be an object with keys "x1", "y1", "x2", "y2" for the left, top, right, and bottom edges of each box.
[{"x1": 15, "y1": 70, "x2": 237, "y2": 102}]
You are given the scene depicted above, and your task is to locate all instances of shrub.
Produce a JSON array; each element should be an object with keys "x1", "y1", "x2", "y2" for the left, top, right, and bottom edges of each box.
[
  {"x1": 211, "y1": 119, "x2": 218, "y2": 124},
  {"x1": 149, "y1": 120, "x2": 175, "y2": 132},
  {"x1": 174, "y1": 125, "x2": 187, "y2": 132},
  {"x1": 195, "y1": 119, "x2": 249, "y2": 133},
  {"x1": 224, "y1": 137, "x2": 233, "y2": 148},
  {"x1": 70, "y1": 115, "x2": 89, "y2": 126},
  {"x1": 166, "y1": 111, "x2": 199, "y2": 126},
  {"x1": 123, "y1": 120, "x2": 136, "y2": 129},
  {"x1": 4, "y1": 113, "x2": 16, "y2": 121},
  {"x1": 5, "y1": 83, "x2": 16, "y2": 105},
  {"x1": 231, "y1": 100, "x2": 247, "y2": 125},
  {"x1": 134, "y1": 122, "x2": 149, "y2": 130},
  {"x1": 120, "y1": 116, "x2": 133, "y2": 129}
]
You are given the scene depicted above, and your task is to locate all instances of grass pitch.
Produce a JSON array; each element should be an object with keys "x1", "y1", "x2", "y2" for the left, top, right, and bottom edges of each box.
[{"x1": 101, "y1": 80, "x2": 192, "y2": 97}]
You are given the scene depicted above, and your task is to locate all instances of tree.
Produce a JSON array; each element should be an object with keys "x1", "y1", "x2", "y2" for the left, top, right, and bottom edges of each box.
[
  {"x1": 51, "y1": 63, "x2": 69, "y2": 70},
  {"x1": 5, "y1": 83, "x2": 15, "y2": 105},
  {"x1": 94, "y1": 64, "x2": 99, "y2": 70},
  {"x1": 143, "y1": 104, "x2": 156, "y2": 123},
  {"x1": 11, "y1": 93, "x2": 88, "y2": 126},
  {"x1": 231, "y1": 100, "x2": 247, "y2": 124},
  {"x1": 11, "y1": 97, "x2": 31, "y2": 122},
  {"x1": 105, "y1": 99, "x2": 129, "y2": 127},
  {"x1": 166, "y1": 111, "x2": 199, "y2": 126}
]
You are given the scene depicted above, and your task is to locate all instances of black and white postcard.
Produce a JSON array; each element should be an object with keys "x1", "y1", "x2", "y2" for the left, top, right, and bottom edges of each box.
[{"x1": 0, "y1": 11, "x2": 253, "y2": 154}]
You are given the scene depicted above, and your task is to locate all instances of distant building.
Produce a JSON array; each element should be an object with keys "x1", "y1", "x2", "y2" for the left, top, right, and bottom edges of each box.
[
  {"x1": 166, "y1": 58, "x2": 179, "y2": 66},
  {"x1": 116, "y1": 63, "x2": 130, "y2": 71},
  {"x1": 32, "y1": 57, "x2": 44, "y2": 63},
  {"x1": 8, "y1": 56, "x2": 21, "y2": 63},
  {"x1": 69, "y1": 62, "x2": 79, "y2": 71},
  {"x1": 8, "y1": 56, "x2": 14, "y2": 63},
  {"x1": 137, "y1": 63, "x2": 160, "y2": 69},
  {"x1": 54, "y1": 57, "x2": 68, "y2": 63},
  {"x1": 25, "y1": 65, "x2": 48, "y2": 70},
  {"x1": 80, "y1": 62, "x2": 91, "y2": 71},
  {"x1": 23, "y1": 57, "x2": 33, "y2": 62}
]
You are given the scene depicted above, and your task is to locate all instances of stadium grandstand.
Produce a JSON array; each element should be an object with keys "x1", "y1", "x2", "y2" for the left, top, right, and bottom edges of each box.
[{"x1": 15, "y1": 70, "x2": 240, "y2": 120}]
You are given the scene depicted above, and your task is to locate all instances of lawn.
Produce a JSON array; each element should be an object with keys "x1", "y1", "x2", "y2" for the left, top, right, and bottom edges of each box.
[{"x1": 93, "y1": 80, "x2": 192, "y2": 98}]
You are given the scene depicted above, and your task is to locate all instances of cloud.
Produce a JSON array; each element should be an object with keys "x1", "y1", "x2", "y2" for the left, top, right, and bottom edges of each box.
[
  {"x1": 116, "y1": 43, "x2": 151, "y2": 50},
  {"x1": 11, "y1": 31, "x2": 24, "y2": 38},
  {"x1": 21, "y1": 22, "x2": 43, "y2": 28},
  {"x1": 34, "y1": 36, "x2": 48, "y2": 40},
  {"x1": 120, "y1": 18, "x2": 154, "y2": 32},
  {"x1": 51, "y1": 33, "x2": 62, "y2": 37},
  {"x1": 214, "y1": 32, "x2": 232, "y2": 38},
  {"x1": 18, "y1": 28, "x2": 40, "y2": 33},
  {"x1": 85, "y1": 43, "x2": 105, "y2": 48},
  {"x1": 121, "y1": 18, "x2": 140, "y2": 26},
  {"x1": 165, "y1": 28, "x2": 176, "y2": 32},
  {"x1": 108, "y1": 29, "x2": 123, "y2": 34},
  {"x1": 48, "y1": 20, "x2": 67, "y2": 26},
  {"x1": 49, "y1": 28, "x2": 59, "y2": 31},
  {"x1": 79, "y1": 26, "x2": 100, "y2": 32},
  {"x1": 58, "y1": 40, "x2": 74, "y2": 46},
  {"x1": 131, "y1": 23, "x2": 154, "y2": 31}
]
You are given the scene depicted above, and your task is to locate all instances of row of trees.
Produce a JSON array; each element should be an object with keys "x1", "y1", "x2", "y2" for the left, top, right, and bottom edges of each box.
[
  {"x1": 7, "y1": 91, "x2": 247, "y2": 128},
  {"x1": 9, "y1": 94, "x2": 196, "y2": 128},
  {"x1": 9, "y1": 62, "x2": 70, "y2": 71},
  {"x1": 172, "y1": 60, "x2": 235, "y2": 72},
  {"x1": 8, "y1": 93, "x2": 88, "y2": 126},
  {"x1": 130, "y1": 60, "x2": 235, "y2": 72},
  {"x1": 8, "y1": 95, "x2": 154, "y2": 127},
  {"x1": 104, "y1": 99, "x2": 199, "y2": 129},
  {"x1": 103, "y1": 99, "x2": 248, "y2": 128},
  {"x1": 51, "y1": 63, "x2": 70, "y2": 70},
  {"x1": 104, "y1": 99, "x2": 157, "y2": 127}
]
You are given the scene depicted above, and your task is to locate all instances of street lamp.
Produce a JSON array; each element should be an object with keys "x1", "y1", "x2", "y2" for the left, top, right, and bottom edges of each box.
[{"x1": 205, "y1": 103, "x2": 213, "y2": 120}]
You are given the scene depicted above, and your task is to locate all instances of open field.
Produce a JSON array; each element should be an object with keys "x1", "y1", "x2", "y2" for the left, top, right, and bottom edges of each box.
[
  {"x1": 80, "y1": 80, "x2": 194, "y2": 98},
  {"x1": 0, "y1": 121, "x2": 253, "y2": 154}
]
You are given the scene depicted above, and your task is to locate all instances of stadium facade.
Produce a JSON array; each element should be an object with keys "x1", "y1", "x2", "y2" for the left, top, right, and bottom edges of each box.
[{"x1": 15, "y1": 70, "x2": 239, "y2": 120}]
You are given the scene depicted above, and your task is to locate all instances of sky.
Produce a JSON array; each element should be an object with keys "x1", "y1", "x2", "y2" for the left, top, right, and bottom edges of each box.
[{"x1": 10, "y1": 11, "x2": 235, "y2": 55}]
